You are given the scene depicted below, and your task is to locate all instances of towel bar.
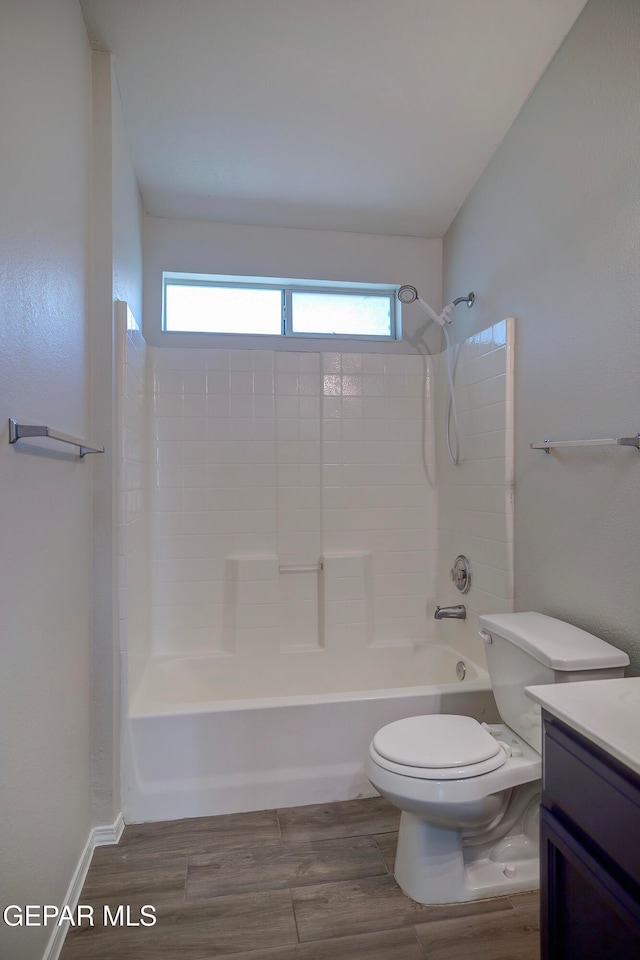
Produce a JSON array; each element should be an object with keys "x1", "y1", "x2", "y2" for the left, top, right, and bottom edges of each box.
[
  {"x1": 8, "y1": 419, "x2": 104, "y2": 457},
  {"x1": 530, "y1": 435, "x2": 640, "y2": 454}
]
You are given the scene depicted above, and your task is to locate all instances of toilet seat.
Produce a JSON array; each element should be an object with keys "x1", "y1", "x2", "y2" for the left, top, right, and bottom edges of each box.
[{"x1": 371, "y1": 714, "x2": 508, "y2": 781}]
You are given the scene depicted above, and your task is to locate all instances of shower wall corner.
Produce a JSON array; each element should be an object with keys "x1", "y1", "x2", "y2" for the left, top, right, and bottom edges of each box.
[{"x1": 115, "y1": 300, "x2": 152, "y2": 711}]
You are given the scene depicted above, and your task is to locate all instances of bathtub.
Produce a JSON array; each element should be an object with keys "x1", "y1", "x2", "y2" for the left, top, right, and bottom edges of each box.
[{"x1": 123, "y1": 643, "x2": 498, "y2": 822}]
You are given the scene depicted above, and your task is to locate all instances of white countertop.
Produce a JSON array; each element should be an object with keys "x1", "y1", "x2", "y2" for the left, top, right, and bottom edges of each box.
[{"x1": 526, "y1": 677, "x2": 640, "y2": 777}]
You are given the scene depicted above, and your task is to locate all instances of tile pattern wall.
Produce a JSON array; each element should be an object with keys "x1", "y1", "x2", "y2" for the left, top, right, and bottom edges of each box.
[
  {"x1": 320, "y1": 352, "x2": 437, "y2": 647},
  {"x1": 434, "y1": 318, "x2": 515, "y2": 660},
  {"x1": 117, "y1": 304, "x2": 150, "y2": 698},
  {"x1": 149, "y1": 347, "x2": 438, "y2": 656}
]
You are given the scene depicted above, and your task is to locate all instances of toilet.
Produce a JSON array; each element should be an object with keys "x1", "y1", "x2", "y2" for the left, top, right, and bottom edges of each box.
[{"x1": 365, "y1": 612, "x2": 629, "y2": 904}]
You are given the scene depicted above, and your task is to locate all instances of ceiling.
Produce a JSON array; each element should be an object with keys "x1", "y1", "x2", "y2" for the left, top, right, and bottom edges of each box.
[{"x1": 80, "y1": 0, "x2": 588, "y2": 238}]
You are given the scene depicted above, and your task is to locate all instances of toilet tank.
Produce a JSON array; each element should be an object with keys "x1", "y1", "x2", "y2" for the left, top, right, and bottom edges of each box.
[{"x1": 478, "y1": 612, "x2": 629, "y2": 753}]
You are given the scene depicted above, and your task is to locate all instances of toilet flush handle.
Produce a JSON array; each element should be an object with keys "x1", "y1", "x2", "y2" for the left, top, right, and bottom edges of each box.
[{"x1": 479, "y1": 629, "x2": 493, "y2": 644}]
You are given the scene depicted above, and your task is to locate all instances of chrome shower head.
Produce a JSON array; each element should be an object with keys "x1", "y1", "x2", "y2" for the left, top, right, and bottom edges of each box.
[
  {"x1": 399, "y1": 286, "x2": 475, "y2": 310},
  {"x1": 397, "y1": 284, "x2": 419, "y2": 304}
]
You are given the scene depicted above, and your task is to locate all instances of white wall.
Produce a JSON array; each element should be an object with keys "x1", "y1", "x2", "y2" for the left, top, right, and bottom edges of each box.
[
  {"x1": 0, "y1": 9, "x2": 142, "y2": 956},
  {"x1": 143, "y1": 216, "x2": 443, "y2": 354},
  {"x1": 0, "y1": 2, "x2": 93, "y2": 958},
  {"x1": 443, "y1": 0, "x2": 640, "y2": 672}
]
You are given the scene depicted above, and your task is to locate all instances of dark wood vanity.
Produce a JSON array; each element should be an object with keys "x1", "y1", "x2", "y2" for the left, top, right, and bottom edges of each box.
[{"x1": 540, "y1": 711, "x2": 640, "y2": 959}]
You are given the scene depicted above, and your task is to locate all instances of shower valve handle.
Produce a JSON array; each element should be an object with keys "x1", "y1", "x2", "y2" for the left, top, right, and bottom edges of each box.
[{"x1": 450, "y1": 555, "x2": 471, "y2": 594}]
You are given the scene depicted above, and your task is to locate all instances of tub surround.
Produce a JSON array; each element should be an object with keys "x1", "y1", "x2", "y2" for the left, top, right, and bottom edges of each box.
[
  {"x1": 148, "y1": 345, "x2": 438, "y2": 658},
  {"x1": 117, "y1": 303, "x2": 151, "y2": 703},
  {"x1": 132, "y1": 317, "x2": 514, "y2": 665},
  {"x1": 435, "y1": 317, "x2": 515, "y2": 661},
  {"x1": 119, "y1": 314, "x2": 514, "y2": 821}
]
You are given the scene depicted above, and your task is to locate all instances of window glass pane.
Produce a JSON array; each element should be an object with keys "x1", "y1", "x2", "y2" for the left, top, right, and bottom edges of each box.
[
  {"x1": 165, "y1": 284, "x2": 282, "y2": 334},
  {"x1": 291, "y1": 292, "x2": 392, "y2": 337}
]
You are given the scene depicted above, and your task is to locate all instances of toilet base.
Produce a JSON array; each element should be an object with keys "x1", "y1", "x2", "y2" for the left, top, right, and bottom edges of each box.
[{"x1": 394, "y1": 810, "x2": 539, "y2": 904}]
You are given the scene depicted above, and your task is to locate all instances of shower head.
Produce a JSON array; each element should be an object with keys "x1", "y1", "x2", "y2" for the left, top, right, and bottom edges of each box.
[
  {"x1": 397, "y1": 284, "x2": 419, "y2": 304},
  {"x1": 397, "y1": 285, "x2": 475, "y2": 327},
  {"x1": 398, "y1": 286, "x2": 475, "y2": 311}
]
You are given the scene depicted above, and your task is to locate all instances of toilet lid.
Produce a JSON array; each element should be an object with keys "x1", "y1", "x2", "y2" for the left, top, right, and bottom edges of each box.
[{"x1": 372, "y1": 715, "x2": 502, "y2": 769}]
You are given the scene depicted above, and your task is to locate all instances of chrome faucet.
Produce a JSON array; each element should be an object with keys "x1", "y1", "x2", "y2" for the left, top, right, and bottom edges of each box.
[{"x1": 434, "y1": 604, "x2": 466, "y2": 620}]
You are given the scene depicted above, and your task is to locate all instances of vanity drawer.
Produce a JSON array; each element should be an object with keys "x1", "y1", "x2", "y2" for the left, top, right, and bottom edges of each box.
[{"x1": 542, "y1": 715, "x2": 640, "y2": 889}]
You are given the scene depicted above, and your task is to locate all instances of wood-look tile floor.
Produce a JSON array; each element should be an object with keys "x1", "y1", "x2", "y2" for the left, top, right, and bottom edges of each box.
[{"x1": 60, "y1": 798, "x2": 540, "y2": 960}]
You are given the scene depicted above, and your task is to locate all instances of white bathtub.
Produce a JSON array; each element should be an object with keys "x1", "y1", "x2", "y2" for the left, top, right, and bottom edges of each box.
[{"x1": 123, "y1": 643, "x2": 498, "y2": 822}]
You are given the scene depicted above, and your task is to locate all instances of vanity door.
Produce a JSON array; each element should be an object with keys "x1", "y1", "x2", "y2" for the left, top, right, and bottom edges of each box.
[
  {"x1": 541, "y1": 806, "x2": 640, "y2": 959},
  {"x1": 540, "y1": 714, "x2": 640, "y2": 960}
]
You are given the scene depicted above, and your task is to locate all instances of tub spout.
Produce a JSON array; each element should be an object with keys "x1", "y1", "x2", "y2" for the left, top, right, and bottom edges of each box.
[{"x1": 434, "y1": 604, "x2": 466, "y2": 620}]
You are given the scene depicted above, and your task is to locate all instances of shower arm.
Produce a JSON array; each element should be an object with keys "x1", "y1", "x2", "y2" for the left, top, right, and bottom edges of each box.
[{"x1": 452, "y1": 293, "x2": 476, "y2": 308}]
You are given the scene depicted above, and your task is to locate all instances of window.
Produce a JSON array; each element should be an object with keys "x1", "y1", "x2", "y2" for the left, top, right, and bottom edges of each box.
[{"x1": 163, "y1": 274, "x2": 399, "y2": 340}]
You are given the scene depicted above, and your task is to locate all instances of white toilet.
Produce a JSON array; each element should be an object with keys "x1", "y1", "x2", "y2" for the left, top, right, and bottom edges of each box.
[{"x1": 365, "y1": 612, "x2": 629, "y2": 904}]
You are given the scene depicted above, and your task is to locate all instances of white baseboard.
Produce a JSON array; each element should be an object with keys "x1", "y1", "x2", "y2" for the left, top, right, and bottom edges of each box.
[
  {"x1": 42, "y1": 812, "x2": 124, "y2": 960},
  {"x1": 92, "y1": 811, "x2": 125, "y2": 847}
]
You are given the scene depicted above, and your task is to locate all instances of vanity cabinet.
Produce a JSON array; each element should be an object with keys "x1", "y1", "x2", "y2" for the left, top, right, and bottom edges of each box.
[{"x1": 540, "y1": 712, "x2": 640, "y2": 959}]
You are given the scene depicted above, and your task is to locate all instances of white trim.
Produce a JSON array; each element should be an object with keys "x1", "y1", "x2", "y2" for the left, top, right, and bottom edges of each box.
[
  {"x1": 92, "y1": 812, "x2": 125, "y2": 847},
  {"x1": 41, "y1": 812, "x2": 124, "y2": 960}
]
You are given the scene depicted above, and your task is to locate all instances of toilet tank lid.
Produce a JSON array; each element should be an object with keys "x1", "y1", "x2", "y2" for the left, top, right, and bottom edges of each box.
[{"x1": 479, "y1": 612, "x2": 630, "y2": 671}]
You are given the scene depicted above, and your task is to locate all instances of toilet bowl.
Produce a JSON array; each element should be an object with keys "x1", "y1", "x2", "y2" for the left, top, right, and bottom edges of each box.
[
  {"x1": 366, "y1": 613, "x2": 629, "y2": 904},
  {"x1": 366, "y1": 715, "x2": 541, "y2": 903}
]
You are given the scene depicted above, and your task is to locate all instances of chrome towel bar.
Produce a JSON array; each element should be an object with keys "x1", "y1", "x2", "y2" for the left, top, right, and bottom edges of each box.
[
  {"x1": 530, "y1": 434, "x2": 640, "y2": 454},
  {"x1": 9, "y1": 419, "x2": 104, "y2": 457}
]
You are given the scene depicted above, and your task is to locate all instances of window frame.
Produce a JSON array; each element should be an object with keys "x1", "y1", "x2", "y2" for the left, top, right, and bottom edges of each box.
[{"x1": 162, "y1": 273, "x2": 400, "y2": 342}]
